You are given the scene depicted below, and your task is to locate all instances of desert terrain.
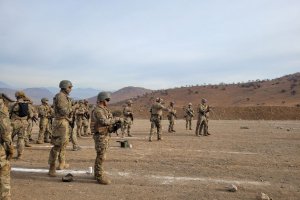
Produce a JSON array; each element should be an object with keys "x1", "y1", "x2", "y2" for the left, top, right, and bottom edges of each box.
[{"x1": 10, "y1": 119, "x2": 300, "y2": 200}]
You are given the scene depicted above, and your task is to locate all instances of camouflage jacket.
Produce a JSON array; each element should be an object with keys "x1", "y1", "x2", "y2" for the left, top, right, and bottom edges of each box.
[
  {"x1": 38, "y1": 104, "x2": 52, "y2": 118},
  {"x1": 53, "y1": 91, "x2": 72, "y2": 119},
  {"x1": 150, "y1": 102, "x2": 168, "y2": 116},
  {"x1": 0, "y1": 104, "x2": 12, "y2": 165},
  {"x1": 92, "y1": 105, "x2": 117, "y2": 134},
  {"x1": 123, "y1": 106, "x2": 133, "y2": 117},
  {"x1": 197, "y1": 104, "x2": 209, "y2": 116},
  {"x1": 10, "y1": 98, "x2": 33, "y2": 120},
  {"x1": 185, "y1": 107, "x2": 194, "y2": 117}
]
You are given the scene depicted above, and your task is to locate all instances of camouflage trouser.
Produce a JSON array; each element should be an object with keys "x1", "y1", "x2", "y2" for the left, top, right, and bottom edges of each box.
[
  {"x1": 149, "y1": 115, "x2": 162, "y2": 140},
  {"x1": 48, "y1": 119, "x2": 69, "y2": 165},
  {"x1": 0, "y1": 162, "x2": 11, "y2": 200},
  {"x1": 11, "y1": 119, "x2": 28, "y2": 157},
  {"x1": 76, "y1": 117, "x2": 88, "y2": 136},
  {"x1": 38, "y1": 118, "x2": 52, "y2": 142},
  {"x1": 93, "y1": 133, "x2": 109, "y2": 181},
  {"x1": 69, "y1": 125, "x2": 79, "y2": 150},
  {"x1": 26, "y1": 119, "x2": 33, "y2": 141},
  {"x1": 195, "y1": 115, "x2": 208, "y2": 136},
  {"x1": 185, "y1": 116, "x2": 193, "y2": 130},
  {"x1": 168, "y1": 118, "x2": 175, "y2": 132},
  {"x1": 121, "y1": 117, "x2": 132, "y2": 137}
]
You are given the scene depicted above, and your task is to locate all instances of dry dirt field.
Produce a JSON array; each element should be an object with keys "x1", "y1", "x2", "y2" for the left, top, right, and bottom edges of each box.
[{"x1": 10, "y1": 120, "x2": 300, "y2": 200}]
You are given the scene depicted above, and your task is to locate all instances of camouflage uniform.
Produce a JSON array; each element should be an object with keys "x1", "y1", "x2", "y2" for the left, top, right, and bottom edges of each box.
[
  {"x1": 69, "y1": 102, "x2": 80, "y2": 151},
  {"x1": 167, "y1": 102, "x2": 176, "y2": 133},
  {"x1": 83, "y1": 100, "x2": 91, "y2": 135},
  {"x1": 76, "y1": 101, "x2": 89, "y2": 137},
  {"x1": 26, "y1": 103, "x2": 37, "y2": 142},
  {"x1": 149, "y1": 98, "x2": 168, "y2": 141},
  {"x1": 92, "y1": 92, "x2": 122, "y2": 184},
  {"x1": 0, "y1": 99, "x2": 13, "y2": 200},
  {"x1": 10, "y1": 91, "x2": 33, "y2": 159},
  {"x1": 37, "y1": 98, "x2": 52, "y2": 144},
  {"x1": 184, "y1": 103, "x2": 194, "y2": 130},
  {"x1": 195, "y1": 99, "x2": 210, "y2": 136},
  {"x1": 121, "y1": 100, "x2": 133, "y2": 137},
  {"x1": 48, "y1": 80, "x2": 73, "y2": 177}
]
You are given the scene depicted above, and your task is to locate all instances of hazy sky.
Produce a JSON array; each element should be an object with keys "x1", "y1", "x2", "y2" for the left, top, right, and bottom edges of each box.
[{"x1": 0, "y1": 0, "x2": 299, "y2": 90}]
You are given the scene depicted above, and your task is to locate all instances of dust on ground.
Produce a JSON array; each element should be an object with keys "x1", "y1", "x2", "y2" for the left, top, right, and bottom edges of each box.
[{"x1": 11, "y1": 120, "x2": 300, "y2": 200}]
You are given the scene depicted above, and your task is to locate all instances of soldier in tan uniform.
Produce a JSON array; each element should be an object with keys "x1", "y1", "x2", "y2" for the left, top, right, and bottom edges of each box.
[
  {"x1": 195, "y1": 98, "x2": 210, "y2": 136},
  {"x1": 167, "y1": 102, "x2": 177, "y2": 133},
  {"x1": 149, "y1": 98, "x2": 169, "y2": 141},
  {"x1": 76, "y1": 100, "x2": 89, "y2": 138},
  {"x1": 121, "y1": 100, "x2": 134, "y2": 137},
  {"x1": 83, "y1": 99, "x2": 91, "y2": 136},
  {"x1": 10, "y1": 91, "x2": 33, "y2": 159},
  {"x1": 37, "y1": 98, "x2": 52, "y2": 144},
  {"x1": 26, "y1": 101, "x2": 37, "y2": 143},
  {"x1": 69, "y1": 101, "x2": 81, "y2": 151},
  {"x1": 48, "y1": 80, "x2": 73, "y2": 177},
  {"x1": 0, "y1": 99, "x2": 14, "y2": 200},
  {"x1": 184, "y1": 103, "x2": 194, "y2": 130},
  {"x1": 92, "y1": 92, "x2": 123, "y2": 184}
]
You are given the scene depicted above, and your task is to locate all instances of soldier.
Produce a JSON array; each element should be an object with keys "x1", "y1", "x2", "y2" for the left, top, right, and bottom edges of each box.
[
  {"x1": 69, "y1": 100, "x2": 81, "y2": 151},
  {"x1": 9, "y1": 91, "x2": 33, "y2": 159},
  {"x1": 92, "y1": 92, "x2": 123, "y2": 184},
  {"x1": 83, "y1": 99, "x2": 91, "y2": 136},
  {"x1": 149, "y1": 97, "x2": 169, "y2": 141},
  {"x1": 26, "y1": 100, "x2": 37, "y2": 142},
  {"x1": 184, "y1": 103, "x2": 194, "y2": 130},
  {"x1": 121, "y1": 100, "x2": 134, "y2": 137},
  {"x1": 167, "y1": 101, "x2": 177, "y2": 133},
  {"x1": 195, "y1": 98, "x2": 210, "y2": 136},
  {"x1": 0, "y1": 99, "x2": 14, "y2": 200},
  {"x1": 37, "y1": 98, "x2": 52, "y2": 144},
  {"x1": 75, "y1": 100, "x2": 89, "y2": 138},
  {"x1": 48, "y1": 80, "x2": 73, "y2": 177}
]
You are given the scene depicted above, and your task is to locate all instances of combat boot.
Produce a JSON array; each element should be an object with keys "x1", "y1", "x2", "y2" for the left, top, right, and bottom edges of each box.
[
  {"x1": 25, "y1": 143, "x2": 32, "y2": 147},
  {"x1": 44, "y1": 139, "x2": 51, "y2": 143},
  {"x1": 97, "y1": 177, "x2": 111, "y2": 185},
  {"x1": 57, "y1": 162, "x2": 70, "y2": 170},
  {"x1": 48, "y1": 164, "x2": 56, "y2": 177},
  {"x1": 149, "y1": 137, "x2": 152, "y2": 142},
  {"x1": 36, "y1": 140, "x2": 44, "y2": 144},
  {"x1": 127, "y1": 133, "x2": 133, "y2": 137}
]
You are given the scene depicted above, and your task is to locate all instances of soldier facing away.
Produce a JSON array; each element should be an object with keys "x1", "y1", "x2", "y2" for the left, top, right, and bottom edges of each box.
[
  {"x1": 184, "y1": 103, "x2": 194, "y2": 130},
  {"x1": 167, "y1": 101, "x2": 177, "y2": 133},
  {"x1": 76, "y1": 100, "x2": 89, "y2": 138},
  {"x1": 121, "y1": 100, "x2": 134, "y2": 137},
  {"x1": 48, "y1": 80, "x2": 73, "y2": 177},
  {"x1": 195, "y1": 98, "x2": 210, "y2": 136},
  {"x1": 92, "y1": 92, "x2": 123, "y2": 184},
  {"x1": 149, "y1": 97, "x2": 169, "y2": 141},
  {"x1": 9, "y1": 91, "x2": 33, "y2": 159},
  {"x1": 0, "y1": 99, "x2": 14, "y2": 200}
]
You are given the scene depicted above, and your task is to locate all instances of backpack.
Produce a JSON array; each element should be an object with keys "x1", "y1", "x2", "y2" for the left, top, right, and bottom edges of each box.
[{"x1": 17, "y1": 103, "x2": 29, "y2": 117}]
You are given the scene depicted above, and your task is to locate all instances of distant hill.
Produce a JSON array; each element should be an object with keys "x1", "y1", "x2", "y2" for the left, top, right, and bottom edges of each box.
[
  {"x1": 109, "y1": 73, "x2": 300, "y2": 119},
  {"x1": 88, "y1": 86, "x2": 152, "y2": 104},
  {"x1": 24, "y1": 88, "x2": 55, "y2": 104},
  {"x1": 0, "y1": 81, "x2": 12, "y2": 89}
]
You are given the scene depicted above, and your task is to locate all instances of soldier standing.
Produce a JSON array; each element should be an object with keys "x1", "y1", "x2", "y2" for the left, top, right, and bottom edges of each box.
[
  {"x1": 195, "y1": 98, "x2": 210, "y2": 136},
  {"x1": 83, "y1": 99, "x2": 91, "y2": 136},
  {"x1": 37, "y1": 98, "x2": 52, "y2": 144},
  {"x1": 184, "y1": 103, "x2": 194, "y2": 130},
  {"x1": 121, "y1": 100, "x2": 134, "y2": 137},
  {"x1": 48, "y1": 80, "x2": 73, "y2": 177},
  {"x1": 92, "y1": 92, "x2": 123, "y2": 184},
  {"x1": 0, "y1": 99, "x2": 14, "y2": 200},
  {"x1": 10, "y1": 91, "x2": 33, "y2": 159},
  {"x1": 149, "y1": 98, "x2": 169, "y2": 141},
  {"x1": 167, "y1": 101, "x2": 177, "y2": 133},
  {"x1": 26, "y1": 100, "x2": 37, "y2": 142},
  {"x1": 76, "y1": 100, "x2": 89, "y2": 138}
]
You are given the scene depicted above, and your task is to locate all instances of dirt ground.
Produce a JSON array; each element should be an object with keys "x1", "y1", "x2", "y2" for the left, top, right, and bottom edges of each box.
[{"x1": 10, "y1": 120, "x2": 300, "y2": 200}]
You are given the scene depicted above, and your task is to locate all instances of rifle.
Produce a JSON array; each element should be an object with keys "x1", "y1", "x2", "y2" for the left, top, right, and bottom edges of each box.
[
  {"x1": 32, "y1": 115, "x2": 38, "y2": 125},
  {"x1": 128, "y1": 113, "x2": 134, "y2": 122}
]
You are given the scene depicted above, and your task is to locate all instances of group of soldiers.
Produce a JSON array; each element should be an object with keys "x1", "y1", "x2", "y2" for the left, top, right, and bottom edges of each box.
[
  {"x1": 0, "y1": 79, "x2": 211, "y2": 199},
  {"x1": 149, "y1": 97, "x2": 210, "y2": 141}
]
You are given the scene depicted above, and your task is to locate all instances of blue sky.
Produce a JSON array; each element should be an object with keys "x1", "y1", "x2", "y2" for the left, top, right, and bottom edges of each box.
[{"x1": 0, "y1": 0, "x2": 299, "y2": 90}]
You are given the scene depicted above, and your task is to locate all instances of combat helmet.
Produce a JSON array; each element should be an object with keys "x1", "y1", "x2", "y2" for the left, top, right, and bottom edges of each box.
[
  {"x1": 41, "y1": 98, "x2": 49, "y2": 103},
  {"x1": 15, "y1": 91, "x2": 26, "y2": 99},
  {"x1": 97, "y1": 92, "x2": 111, "y2": 102},
  {"x1": 127, "y1": 100, "x2": 133, "y2": 105},
  {"x1": 59, "y1": 80, "x2": 73, "y2": 89},
  {"x1": 201, "y1": 98, "x2": 207, "y2": 103},
  {"x1": 188, "y1": 102, "x2": 192, "y2": 106}
]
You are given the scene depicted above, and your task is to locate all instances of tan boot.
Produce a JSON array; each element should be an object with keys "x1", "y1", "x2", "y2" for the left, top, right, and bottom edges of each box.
[
  {"x1": 25, "y1": 143, "x2": 32, "y2": 147},
  {"x1": 57, "y1": 162, "x2": 70, "y2": 170},
  {"x1": 48, "y1": 164, "x2": 56, "y2": 177},
  {"x1": 97, "y1": 177, "x2": 111, "y2": 185}
]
